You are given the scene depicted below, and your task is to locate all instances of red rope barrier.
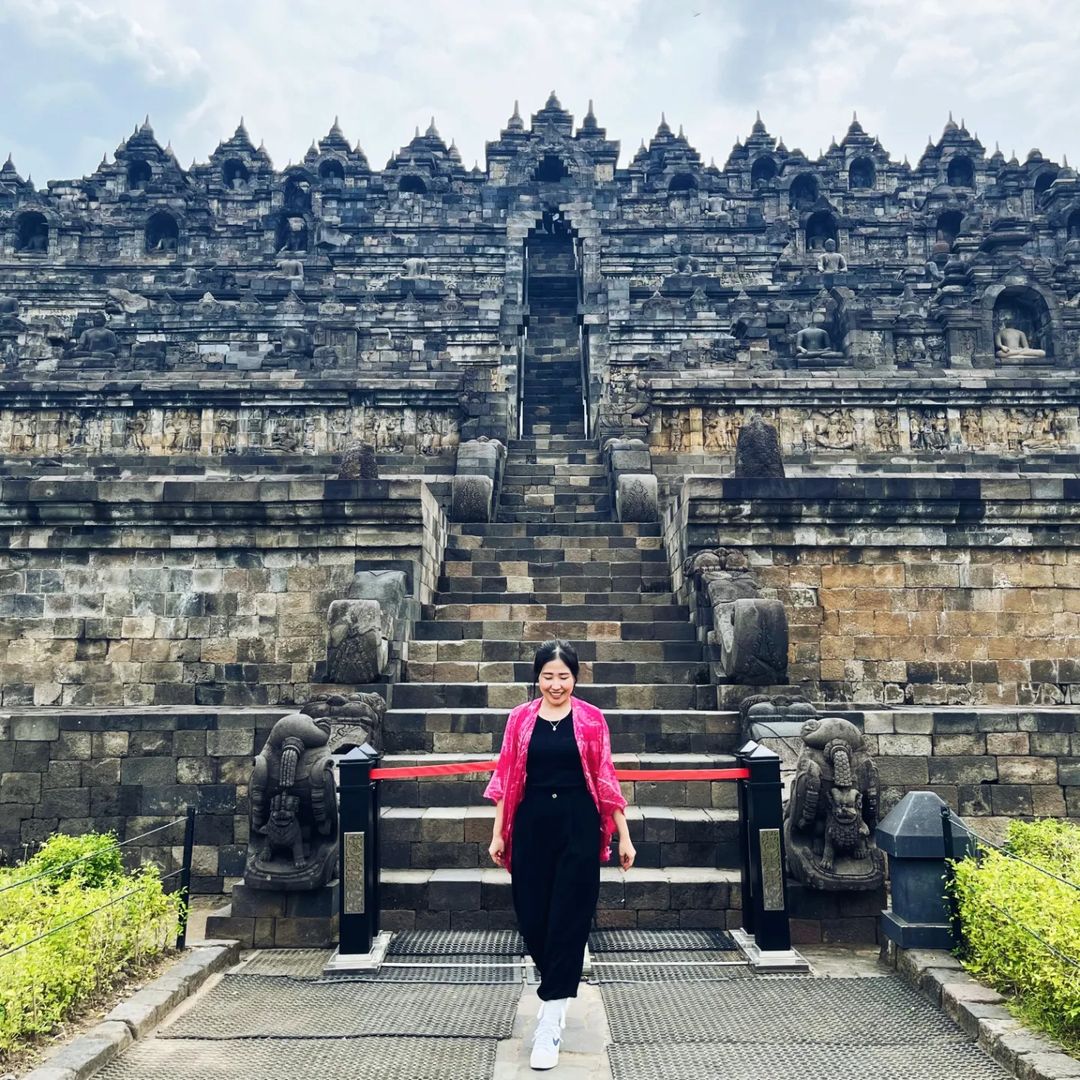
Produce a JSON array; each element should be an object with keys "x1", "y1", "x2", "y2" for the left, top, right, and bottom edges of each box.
[
  {"x1": 614, "y1": 768, "x2": 750, "y2": 781},
  {"x1": 369, "y1": 761, "x2": 750, "y2": 782}
]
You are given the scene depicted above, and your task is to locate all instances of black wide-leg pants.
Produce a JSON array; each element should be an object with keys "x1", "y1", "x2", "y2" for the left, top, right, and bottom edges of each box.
[{"x1": 510, "y1": 785, "x2": 601, "y2": 1001}]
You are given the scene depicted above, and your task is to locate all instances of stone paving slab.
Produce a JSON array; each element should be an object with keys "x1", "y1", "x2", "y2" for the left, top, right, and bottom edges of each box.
[
  {"x1": 95, "y1": 1036, "x2": 498, "y2": 1080},
  {"x1": 607, "y1": 1040, "x2": 1011, "y2": 1080},
  {"x1": 163, "y1": 976, "x2": 519, "y2": 1039},
  {"x1": 600, "y1": 976, "x2": 990, "y2": 1044}
]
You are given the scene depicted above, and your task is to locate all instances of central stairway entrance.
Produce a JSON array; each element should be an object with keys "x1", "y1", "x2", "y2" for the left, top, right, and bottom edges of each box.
[
  {"x1": 380, "y1": 230, "x2": 741, "y2": 931},
  {"x1": 520, "y1": 217, "x2": 585, "y2": 440}
]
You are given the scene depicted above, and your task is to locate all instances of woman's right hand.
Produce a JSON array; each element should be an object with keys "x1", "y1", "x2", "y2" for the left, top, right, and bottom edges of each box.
[{"x1": 488, "y1": 835, "x2": 505, "y2": 867}]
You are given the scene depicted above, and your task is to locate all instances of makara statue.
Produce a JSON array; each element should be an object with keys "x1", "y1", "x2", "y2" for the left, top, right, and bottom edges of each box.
[
  {"x1": 784, "y1": 716, "x2": 885, "y2": 890},
  {"x1": 245, "y1": 712, "x2": 338, "y2": 890}
]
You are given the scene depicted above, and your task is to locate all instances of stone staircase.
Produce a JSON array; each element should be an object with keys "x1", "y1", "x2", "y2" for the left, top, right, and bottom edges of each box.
[
  {"x1": 380, "y1": 462, "x2": 743, "y2": 930},
  {"x1": 376, "y1": 234, "x2": 742, "y2": 932},
  {"x1": 521, "y1": 233, "x2": 584, "y2": 439}
]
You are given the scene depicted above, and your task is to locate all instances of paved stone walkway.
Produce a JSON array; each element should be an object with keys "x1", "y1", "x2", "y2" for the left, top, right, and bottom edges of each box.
[{"x1": 89, "y1": 932, "x2": 1012, "y2": 1080}]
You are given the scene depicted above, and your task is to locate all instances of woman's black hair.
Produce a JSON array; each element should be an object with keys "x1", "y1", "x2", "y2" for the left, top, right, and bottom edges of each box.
[{"x1": 533, "y1": 639, "x2": 579, "y2": 683}]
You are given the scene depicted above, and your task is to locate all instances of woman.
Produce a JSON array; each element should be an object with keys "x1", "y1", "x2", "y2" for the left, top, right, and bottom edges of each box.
[{"x1": 485, "y1": 639, "x2": 635, "y2": 1071}]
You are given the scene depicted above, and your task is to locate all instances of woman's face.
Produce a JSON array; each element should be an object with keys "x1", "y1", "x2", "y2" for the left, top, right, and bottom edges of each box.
[{"x1": 538, "y1": 657, "x2": 575, "y2": 707}]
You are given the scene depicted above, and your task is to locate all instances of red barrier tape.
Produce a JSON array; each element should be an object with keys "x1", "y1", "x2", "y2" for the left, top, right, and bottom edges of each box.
[{"x1": 369, "y1": 761, "x2": 750, "y2": 782}]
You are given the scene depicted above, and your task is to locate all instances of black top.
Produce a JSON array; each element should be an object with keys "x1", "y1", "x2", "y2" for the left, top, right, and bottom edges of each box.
[{"x1": 525, "y1": 712, "x2": 586, "y2": 789}]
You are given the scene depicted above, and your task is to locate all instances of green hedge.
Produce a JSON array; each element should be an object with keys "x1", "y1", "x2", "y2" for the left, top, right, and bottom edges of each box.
[
  {"x1": 952, "y1": 818, "x2": 1080, "y2": 1053},
  {"x1": 0, "y1": 832, "x2": 184, "y2": 1058}
]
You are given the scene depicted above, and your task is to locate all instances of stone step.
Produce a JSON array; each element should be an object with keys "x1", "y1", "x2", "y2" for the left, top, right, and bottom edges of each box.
[
  {"x1": 521, "y1": 427, "x2": 586, "y2": 439},
  {"x1": 380, "y1": 866, "x2": 742, "y2": 932},
  {"x1": 406, "y1": 640, "x2": 707, "y2": 663},
  {"x1": 434, "y1": 589, "x2": 674, "y2": 605},
  {"x1": 502, "y1": 465, "x2": 606, "y2": 479},
  {"x1": 380, "y1": 804, "x2": 740, "y2": 870},
  {"x1": 451, "y1": 522, "x2": 652, "y2": 539},
  {"x1": 402, "y1": 658, "x2": 708, "y2": 686},
  {"x1": 382, "y1": 716, "x2": 739, "y2": 758},
  {"x1": 498, "y1": 485, "x2": 608, "y2": 496},
  {"x1": 507, "y1": 438, "x2": 598, "y2": 451},
  {"x1": 444, "y1": 551, "x2": 666, "y2": 567},
  {"x1": 444, "y1": 544, "x2": 666, "y2": 561},
  {"x1": 508, "y1": 449, "x2": 595, "y2": 462},
  {"x1": 423, "y1": 602, "x2": 688, "y2": 622},
  {"x1": 497, "y1": 495, "x2": 611, "y2": 511},
  {"x1": 496, "y1": 509, "x2": 612, "y2": 523},
  {"x1": 411, "y1": 620, "x2": 698, "y2": 642},
  {"x1": 388, "y1": 681, "x2": 716, "y2": 710}
]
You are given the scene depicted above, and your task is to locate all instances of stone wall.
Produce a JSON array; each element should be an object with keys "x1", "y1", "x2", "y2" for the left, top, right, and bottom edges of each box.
[
  {"x1": 0, "y1": 476, "x2": 447, "y2": 707},
  {"x1": 2, "y1": 705, "x2": 1073, "y2": 885},
  {"x1": 666, "y1": 474, "x2": 1080, "y2": 706},
  {"x1": 855, "y1": 706, "x2": 1077, "y2": 821},
  {"x1": 0, "y1": 707, "x2": 283, "y2": 887}
]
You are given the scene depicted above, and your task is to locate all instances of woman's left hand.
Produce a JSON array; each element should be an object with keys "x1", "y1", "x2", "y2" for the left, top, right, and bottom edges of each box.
[{"x1": 618, "y1": 837, "x2": 636, "y2": 871}]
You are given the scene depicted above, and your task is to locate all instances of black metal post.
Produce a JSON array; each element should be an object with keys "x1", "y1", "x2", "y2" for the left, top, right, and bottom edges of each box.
[
  {"x1": 338, "y1": 743, "x2": 382, "y2": 956},
  {"x1": 736, "y1": 742, "x2": 755, "y2": 937},
  {"x1": 176, "y1": 805, "x2": 196, "y2": 950},
  {"x1": 741, "y1": 741, "x2": 791, "y2": 953},
  {"x1": 940, "y1": 804, "x2": 963, "y2": 948}
]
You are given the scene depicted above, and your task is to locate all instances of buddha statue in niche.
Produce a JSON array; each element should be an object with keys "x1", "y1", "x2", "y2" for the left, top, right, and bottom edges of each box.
[
  {"x1": 816, "y1": 239, "x2": 848, "y2": 274},
  {"x1": 995, "y1": 313, "x2": 1046, "y2": 361},
  {"x1": 68, "y1": 312, "x2": 119, "y2": 357},
  {"x1": 794, "y1": 318, "x2": 844, "y2": 360}
]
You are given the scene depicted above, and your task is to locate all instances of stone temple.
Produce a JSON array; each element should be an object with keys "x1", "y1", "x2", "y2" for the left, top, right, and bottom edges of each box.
[{"x1": 0, "y1": 96, "x2": 1078, "y2": 936}]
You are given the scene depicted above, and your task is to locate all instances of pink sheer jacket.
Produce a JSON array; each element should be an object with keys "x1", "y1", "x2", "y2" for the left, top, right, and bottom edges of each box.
[{"x1": 483, "y1": 695, "x2": 628, "y2": 870}]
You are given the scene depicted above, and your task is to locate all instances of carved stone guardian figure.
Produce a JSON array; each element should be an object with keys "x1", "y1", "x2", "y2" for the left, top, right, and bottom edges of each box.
[
  {"x1": 784, "y1": 716, "x2": 885, "y2": 890},
  {"x1": 245, "y1": 713, "x2": 338, "y2": 890}
]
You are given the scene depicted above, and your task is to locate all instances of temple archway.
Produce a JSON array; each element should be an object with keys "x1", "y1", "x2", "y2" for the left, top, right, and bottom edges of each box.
[
  {"x1": 789, "y1": 173, "x2": 819, "y2": 210},
  {"x1": 1068, "y1": 208, "x2": 1080, "y2": 240},
  {"x1": 14, "y1": 211, "x2": 48, "y2": 254},
  {"x1": 668, "y1": 172, "x2": 697, "y2": 192},
  {"x1": 533, "y1": 154, "x2": 569, "y2": 183},
  {"x1": 275, "y1": 215, "x2": 309, "y2": 253},
  {"x1": 145, "y1": 211, "x2": 179, "y2": 253},
  {"x1": 222, "y1": 159, "x2": 250, "y2": 190},
  {"x1": 848, "y1": 157, "x2": 875, "y2": 190},
  {"x1": 283, "y1": 174, "x2": 312, "y2": 213},
  {"x1": 991, "y1": 285, "x2": 1053, "y2": 360},
  {"x1": 935, "y1": 209, "x2": 963, "y2": 249},
  {"x1": 127, "y1": 159, "x2": 152, "y2": 191},
  {"x1": 750, "y1": 156, "x2": 777, "y2": 186},
  {"x1": 398, "y1": 174, "x2": 428, "y2": 195},
  {"x1": 1033, "y1": 170, "x2": 1058, "y2": 198},
  {"x1": 319, "y1": 159, "x2": 345, "y2": 186},
  {"x1": 806, "y1": 210, "x2": 838, "y2": 250},
  {"x1": 947, "y1": 155, "x2": 974, "y2": 187}
]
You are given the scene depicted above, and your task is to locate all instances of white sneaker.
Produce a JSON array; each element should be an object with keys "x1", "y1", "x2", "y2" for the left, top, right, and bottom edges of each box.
[{"x1": 530, "y1": 999, "x2": 567, "y2": 1070}]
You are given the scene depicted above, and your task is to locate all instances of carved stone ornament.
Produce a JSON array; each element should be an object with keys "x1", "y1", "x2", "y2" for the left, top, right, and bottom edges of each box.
[
  {"x1": 245, "y1": 712, "x2": 338, "y2": 891},
  {"x1": 784, "y1": 716, "x2": 885, "y2": 890}
]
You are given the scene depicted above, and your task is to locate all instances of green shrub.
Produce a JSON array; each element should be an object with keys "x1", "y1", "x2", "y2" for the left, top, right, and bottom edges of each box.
[
  {"x1": 20, "y1": 831, "x2": 124, "y2": 890},
  {"x1": 952, "y1": 818, "x2": 1080, "y2": 1053},
  {"x1": 0, "y1": 831, "x2": 183, "y2": 1059}
]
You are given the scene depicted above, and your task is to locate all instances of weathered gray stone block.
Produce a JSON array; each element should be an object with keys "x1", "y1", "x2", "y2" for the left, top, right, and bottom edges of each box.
[
  {"x1": 38, "y1": 1020, "x2": 132, "y2": 1079},
  {"x1": 720, "y1": 598, "x2": 789, "y2": 685},
  {"x1": 616, "y1": 473, "x2": 658, "y2": 522},
  {"x1": 451, "y1": 474, "x2": 493, "y2": 522},
  {"x1": 326, "y1": 598, "x2": 389, "y2": 683}
]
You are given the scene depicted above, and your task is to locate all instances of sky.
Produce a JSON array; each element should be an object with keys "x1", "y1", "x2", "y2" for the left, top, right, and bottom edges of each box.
[{"x1": 1, "y1": 0, "x2": 1078, "y2": 185}]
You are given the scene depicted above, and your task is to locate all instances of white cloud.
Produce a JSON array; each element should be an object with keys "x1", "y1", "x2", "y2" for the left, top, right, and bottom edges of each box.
[{"x1": 0, "y1": 0, "x2": 1077, "y2": 180}]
